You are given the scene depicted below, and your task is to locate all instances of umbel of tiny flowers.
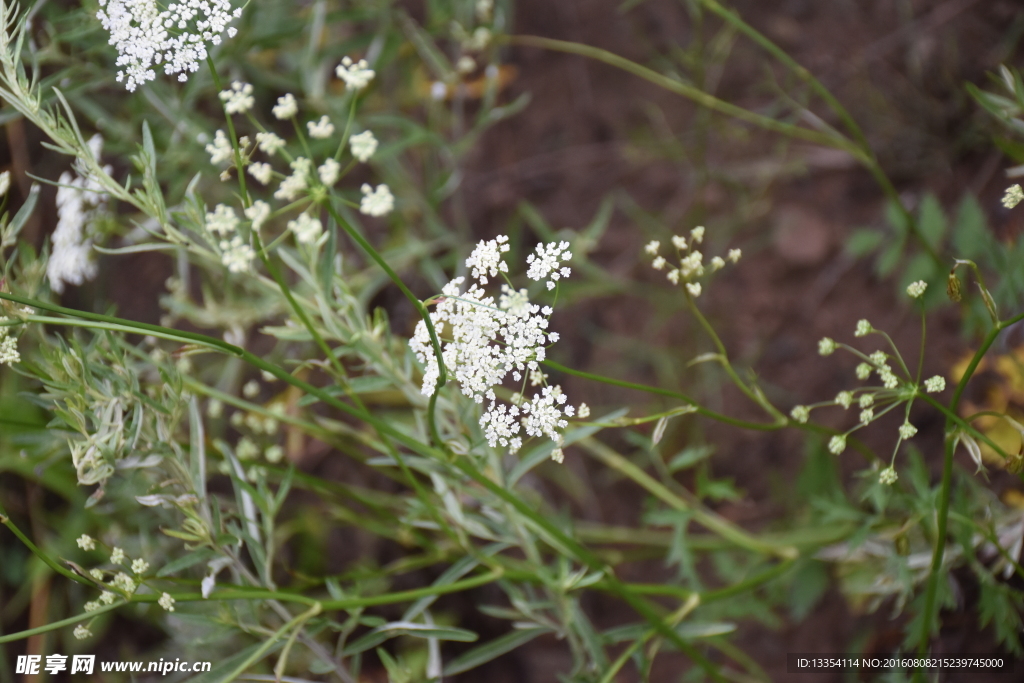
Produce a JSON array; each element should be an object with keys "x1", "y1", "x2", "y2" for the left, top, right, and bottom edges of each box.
[
  {"x1": 409, "y1": 235, "x2": 578, "y2": 458},
  {"x1": 96, "y1": 0, "x2": 243, "y2": 91},
  {"x1": 336, "y1": 57, "x2": 376, "y2": 90},
  {"x1": 879, "y1": 465, "x2": 898, "y2": 485},
  {"x1": 219, "y1": 81, "x2": 254, "y2": 115},
  {"x1": 1003, "y1": 184, "x2": 1024, "y2": 209},
  {"x1": 0, "y1": 320, "x2": 21, "y2": 366},
  {"x1": 77, "y1": 534, "x2": 96, "y2": 551},
  {"x1": 360, "y1": 183, "x2": 394, "y2": 217},
  {"x1": 644, "y1": 227, "x2": 740, "y2": 296},
  {"x1": 158, "y1": 592, "x2": 176, "y2": 612},
  {"x1": 74, "y1": 624, "x2": 91, "y2": 640},
  {"x1": 906, "y1": 280, "x2": 927, "y2": 299},
  {"x1": 350, "y1": 130, "x2": 378, "y2": 163}
]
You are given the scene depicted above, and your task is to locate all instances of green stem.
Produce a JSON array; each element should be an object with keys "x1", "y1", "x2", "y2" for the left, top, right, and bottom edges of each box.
[
  {"x1": 322, "y1": 201, "x2": 449, "y2": 449},
  {"x1": 0, "y1": 502, "x2": 90, "y2": 586},
  {"x1": 499, "y1": 35, "x2": 863, "y2": 155},
  {"x1": 914, "y1": 309, "x2": 1024, "y2": 669},
  {"x1": 581, "y1": 437, "x2": 797, "y2": 559},
  {"x1": 686, "y1": 294, "x2": 786, "y2": 423}
]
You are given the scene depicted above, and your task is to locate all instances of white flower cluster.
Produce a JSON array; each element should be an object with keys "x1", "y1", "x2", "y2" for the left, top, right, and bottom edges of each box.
[
  {"x1": 204, "y1": 66, "x2": 392, "y2": 227},
  {"x1": 1003, "y1": 184, "x2": 1024, "y2": 209},
  {"x1": 0, "y1": 318, "x2": 20, "y2": 366},
  {"x1": 644, "y1": 227, "x2": 739, "y2": 297},
  {"x1": 336, "y1": 57, "x2": 375, "y2": 90},
  {"x1": 48, "y1": 135, "x2": 109, "y2": 294},
  {"x1": 219, "y1": 81, "x2": 254, "y2": 115},
  {"x1": 96, "y1": 0, "x2": 243, "y2": 92},
  {"x1": 409, "y1": 237, "x2": 581, "y2": 458},
  {"x1": 526, "y1": 241, "x2": 572, "y2": 290},
  {"x1": 204, "y1": 203, "x2": 255, "y2": 273}
]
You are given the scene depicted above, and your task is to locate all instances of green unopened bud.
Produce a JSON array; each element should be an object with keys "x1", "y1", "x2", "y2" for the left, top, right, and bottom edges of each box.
[
  {"x1": 947, "y1": 271, "x2": 962, "y2": 303},
  {"x1": 1007, "y1": 446, "x2": 1024, "y2": 474}
]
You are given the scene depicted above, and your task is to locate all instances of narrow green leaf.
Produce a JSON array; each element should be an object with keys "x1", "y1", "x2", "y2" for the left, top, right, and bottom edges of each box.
[{"x1": 443, "y1": 627, "x2": 548, "y2": 676}]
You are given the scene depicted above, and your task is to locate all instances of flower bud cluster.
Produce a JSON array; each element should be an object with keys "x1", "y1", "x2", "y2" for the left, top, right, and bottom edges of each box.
[
  {"x1": 643, "y1": 226, "x2": 740, "y2": 297},
  {"x1": 794, "y1": 289, "x2": 952, "y2": 485}
]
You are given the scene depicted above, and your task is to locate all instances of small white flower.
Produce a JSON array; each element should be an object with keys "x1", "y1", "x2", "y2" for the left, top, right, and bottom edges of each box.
[
  {"x1": 879, "y1": 466, "x2": 898, "y2": 485},
  {"x1": 256, "y1": 132, "x2": 286, "y2": 157},
  {"x1": 667, "y1": 269, "x2": 681, "y2": 284},
  {"x1": 359, "y1": 183, "x2": 394, "y2": 217},
  {"x1": 898, "y1": 421, "x2": 917, "y2": 440},
  {"x1": 1003, "y1": 184, "x2": 1024, "y2": 209},
  {"x1": 577, "y1": 403, "x2": 590, "y2": 419},
  {"x1": 680, "y1": 251, "x2": 703, "y2": 278},
  {"x1": 110, "y1": 547, "x2": 125, "y2": 565},
  {"x1": 835, "y1": 391, "x2": 852, "y2": 409},
  {"x1": 265, "y1": 445, "x2": 284, "y2": 463},
  {"x1": 336, "y1": 56, "x2": 375, "y2": 90},
  {"x1": 818, "y1": 337, "x2": 836, "y2": 356},
  {"x1": 243, "y1": 380, "x2": 260, "y2": 398},
  {"x1": 671, "y1": 235, "x2": 687, "y2": 250},
  {"x1": 880, "y1": 368, "x2": 899, "y2": 389},
  {"x1": 924, "y1": 375, "x2": 945, "y2": 393},
  {"x1": 686, "y1": 282, "x2": 702, "y2": 297},
  {"x1": 710, "y1": 256, "x2": 725, "y2": 271},
  {"x1": 77, "y1": 534, "x2": 96, "y2": 551},
  {"x1": 467, "y1": 236, "x2": 510, "y2": 284},
  {"x1": 275, "y1": 157, "x2": 312, "y2": 201},
  {"x1": 131, "y1": 558, "x2": 149, "y2": 575},
  {"x1": 84, "y1": 601, "x2": 101, "y2": 612},
  {"x1": 99, "y1": 591, "x2": 115, "y2": 604},
  {"x1": 727, "y1": 248, "x2": 741, "y2": 263},
  {"x1": 245, "y1": 201, "x2": 271, "y2": 232},
  {"x1": 859, "y1": 393, "x2": 874, "y2": 408},
  {"x1": 219, "y1": 81, "x2": 255, "y2": 115},
  {"x1": 205, "y1": 129, "x2": 233, "y2": 165},
  {"x1": 0, "y1": 170, "x2": 10, "y2": 197},
  {"x1": 526, "y1": 241, "x2": 572, "y2": 290},
  {"x1": 651, "y1": 256, "x2": 666, "y2": 270},
  {"x1": 859, "y1": 408, "x2": 874, "y2": 425},
  {"x1": 90, "y1": 569, "x2": 105, "y2": 581},
  {"x1": 690, "y1": 225, "x2": 704, "y2": 244},
  {"x1": 158, "y1": 592, "x2": 175, "y2": 612},
  {"x1": 220, "y1": 236, "x2": 256, "y2": 273},
  {"x1": 854, "y1": 319, "x2": 872, "y2": 337},
  {"x1": 307, "y1": 115, "x2": 335, "y2": 139},
  {"x1": 74, "y1": 624, "x2": 91, "y2": 640},
  {"x1": 272, "y1": 93, "x2": 298, "y2": 120},
  {"x1": 551, "y1": 448, "x2": 565, "y2": 463},
  {"x1": 112, "y1": 572, "x2": 136, "y2": 593},
  {"x1": 350, "y1": 130, "x2": 378, "y2": 162},
  {"x1": 205, "y1": 204, "x2": 239, "y2": 236},
  {"x1": 906, "y1": 280, "x2": 927, "y2": 299},
  {"x1": 498, "y1": 284, "x2": 530, "y2": 316},
  {"x1": 248, "y1": 162, "x2": 273, "y2": 185},
  {"x1": 828, "y1": 434, "x2": 846, "y2": 455},
  {"x1": 318, "y1": 158, "x2": 340, "y2": 186},
  {"x1": 644, "y1": 240, "x2": 660, "y2": 255},
  {"x1": 869, "y1": 351, "x2": 887, "y2": 366},
  {"x1": 790, "y1": 405, "x2": 810, "y2": 424},
  {"x1": 288, "y1": 212, "x2": 323, "y2": 244},
  {"x1": 237, "y1": 437, "x2": 259, "y2": 460}
]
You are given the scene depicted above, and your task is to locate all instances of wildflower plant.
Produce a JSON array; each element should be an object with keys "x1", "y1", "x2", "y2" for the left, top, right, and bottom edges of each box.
[{"x1": 4, "y1": 0, "x2": 1024, "y2": 680}]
